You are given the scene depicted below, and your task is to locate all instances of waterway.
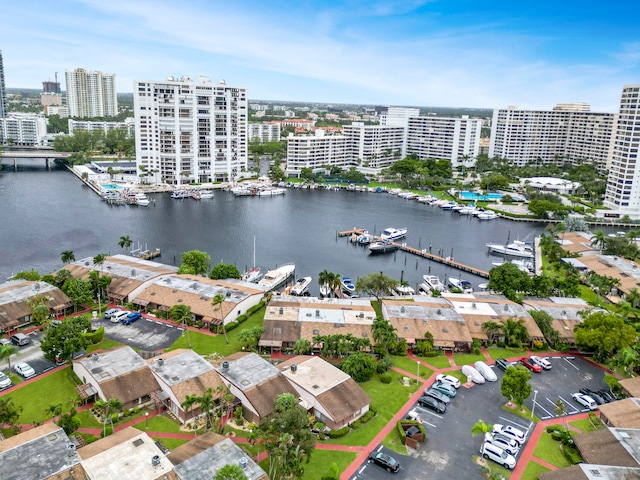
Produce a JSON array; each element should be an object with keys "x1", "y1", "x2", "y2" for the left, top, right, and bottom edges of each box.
[{"x1": 0, "y1": 163, "x2": 548, "y2": 295}]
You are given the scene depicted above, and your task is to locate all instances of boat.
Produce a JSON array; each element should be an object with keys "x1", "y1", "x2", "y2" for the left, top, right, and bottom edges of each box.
[
  {"x1": 486, "y1": 239, "x2": 534, "y2": 259},
  {"x1": 422, "y1": 275, "x2": 447, "y2": 293},
  {"x1": 319, "y1": 283, "x2": 332, "y2": 297},
  {"x1": 380, "y1": 227, "x2": 407, "y2": 241},
  {"x1": 291, "y1": 276, "x2": 312, "y2": 296},
  {"x1": 368, "y1": 241, "x2": 399, "y2": 254},
  {"x1": 440, "y1": 202, "x2": 458, "y2": 210},
  {"x1": 477, "y1": 211, "x2": 498, "y2": 220},
  {"x1": 459, "y1": 206, "x2": 476, "y2": 215},
  {"x1": 242, "y1": 236, "x2": 262, "y2": 283},
  {"x1": 257, "y1": 187, "x2": 286, "y2": 196},
  {"x1": 341, "y1": 276, "x2": 356, "y2": 295},
  {"x1": 394, "y1": 284, "x2": 415, "y2": 295},
  {"x1": 192, "y1": 190, "x2": 214, "y2": 199},
  {"x1": 448, "y1": 277, "x2": 473, "y2": 293},
  {"x1": 357, "y1": 232, "x2": 373, "y2": 245},
  {"x1": 257, "y1": 264, "x2": 295, "y2": 290},
  {"x1": 230, "y1": 186, "x2": 252, "y2": 196},
  {"x1": 417, "y1": 283, "x2": 431, "y2": 295},
  {"x1": 171, "y1": 189, "x2": 191, "y2": 199}
]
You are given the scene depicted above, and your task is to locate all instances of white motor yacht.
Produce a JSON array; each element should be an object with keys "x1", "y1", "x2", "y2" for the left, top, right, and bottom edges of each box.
[
  {"x1": 291, "y1": 276, "x2": 312, "y2": 296},
  {"x1": 422, "y1": 275, "x2": 447, "y2": 293},
  {"x1": 380, "y1": 227, "x2": 407, "y2": 241},
  {"x1": 486, "y1": 240, "x2": 534, "y2": 259},
  {"x1": 258, "y1": 264, "x2": 295, "y2": 290}
]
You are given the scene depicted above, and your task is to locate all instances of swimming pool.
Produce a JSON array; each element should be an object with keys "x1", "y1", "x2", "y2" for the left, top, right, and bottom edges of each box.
[
  {"x1": 459, "y1": 191, "x2": 502, "y2": 201},
  {"x1": 102, "y1": 183, "x2": 123, "y2": 191}
]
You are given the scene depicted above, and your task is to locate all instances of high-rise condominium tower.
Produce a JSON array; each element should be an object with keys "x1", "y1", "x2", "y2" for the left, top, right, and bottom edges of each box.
[
  {"x1": 134, "y1": 76, "x2": 247, "y2": 185},
  {"x1": 604, "y1": 85, "x2": 640, "y2": 216},
  {"x1": 65, "y1": 68, "x2": 118, "y2": 118},
  {"x1": 0, "y1": 50, "x2": 7, "y2": 118}
]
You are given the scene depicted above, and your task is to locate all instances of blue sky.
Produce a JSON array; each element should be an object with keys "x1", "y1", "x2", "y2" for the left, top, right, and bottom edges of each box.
[{"x1": 2, "y1": 0, "x2": 640, "y2": 110}]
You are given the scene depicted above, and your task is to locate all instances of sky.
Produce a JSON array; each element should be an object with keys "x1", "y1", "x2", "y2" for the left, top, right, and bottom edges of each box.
[{"x1": 2, "y1": 0, "x2": 640, "y2": 111}]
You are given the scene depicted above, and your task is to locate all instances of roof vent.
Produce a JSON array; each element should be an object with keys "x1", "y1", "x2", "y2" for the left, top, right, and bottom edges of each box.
[
  {"x1": 472, "y1": 302, "x2": 477, "y2": 309},
  {"x1": 85, "y1": 261, "x2": 90, "y2": 266},
  {"x1": 131, "y1": 269, "x2": 136, "y2": 277},
  {"x1": 290, "y1": 364, "x2": 297, "y2": 373},
  {"x1": 151, "y1": 455, "x2": 161, "y2": 467},
  {"x1": 279, "y1": 307, "x2": 283, "y2": 315},
  {"x1": 157, "y1": 358, "x2": 164, "y2": 367},
  {"x1": 504, "y1": 304, "x2": 509, "y2": 312},
  {"x1": 316, "y1": 309, "x2": 320, "y2": 317},
  {"x1": 437, "y1": 309, "x2": 442, "y2": 315},
  {"x1": 226, "y1": 292, "x2": 231, "y2": 297},
  {"x1": 239, "y1": 457, "x2": 248, "y2": 469},
  {"x1": 400, "y1": 306, "x2": 405, "y2": 313},
  {"x1": 92, "y1": 353, "x2": 99, "y2": 362},
  {"x1": 442, "y1": 327, "x2": 448, "y2": 333},
  {"x1": 561, "y1": 310, "x2": 567, "y2": 316},
  {"x1": 359, "y1": 312, "x2": 364, "y2": 318},
  {"x1": 67, "y1": 444, "x2": 76, "y2": 457},
  {"x1": 222, "y1": 361, "x2": 229, "y2": 370}
]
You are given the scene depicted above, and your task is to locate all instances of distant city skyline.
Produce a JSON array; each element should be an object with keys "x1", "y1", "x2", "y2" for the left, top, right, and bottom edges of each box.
[{"x1": 2, "y1": 1, "x2": 640, "y2": 111}]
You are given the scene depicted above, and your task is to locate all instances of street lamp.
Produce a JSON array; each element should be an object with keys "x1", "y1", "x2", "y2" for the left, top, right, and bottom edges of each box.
[
  {"x1": 97, "y1": 291, "x2": 101, "y2": 317},
  {"x1": 145, "y1": 412, "x2": 149, "y2": 430},
  {"x1": 531, "y1": 390, "x2": 538, "y2": 419},
  {"x1": 417, "y1": 361, "x2": 420, "y2": 384}
]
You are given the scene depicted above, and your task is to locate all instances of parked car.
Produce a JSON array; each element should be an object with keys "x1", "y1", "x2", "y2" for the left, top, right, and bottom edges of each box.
[
  {"x1": 529, "y1": 355, "x2": 552, "y2": 370},
  {"x1": 579, "y1": 388, "x2": 606, "y2": 405},
  {"x1": 368, "y1": 451, "x2": 400, "y2": 473},
  {"x1": 0, "y1": 338, "x2": 11, "y2": 347},
  {"x1": 10, "y1": 333, "x2": 30, "y2": 346},
  {"x1": 519, "y1": 357, "x2": 542, "y2": 373},
  {"x1": 462, "y1": 364, "x2": 485, "y2": 384},
  {"x1": 122, "y1": 312, "x2": 142, "y2": 325},
  {"x1": 485, "y1": 432, "x2": 519, "y2": 455},
  {"x1": 435, "y1": 373, "x2": 461, "y2": 389},
  {"x1": 474, "y1": 360, "x2": 497, "y2": 382},
  {"x1": 495, "y1": 358, "x2": 513, "y2": 372},
  {"x1": 480, "y1": 442, "x2": 517, "y2": 469},
  {"x1": 14, "y1": 362, "x2": 36, "y2": 379},
  {"x1": 0, "y1": 371, "x2": 12, "y2": 389},
  {"x1": 104, "y1": 308, "x2": 121, "y2": 320},
  {"x1": 430, "y1": 380, "x2": 457, "y2": 398},
  {"x1": 423, "y1": 387, "x2": 451, "y2": 405},
  {"x1": 493, "y1": 424, "x2": 526, "y2": 445},
  {"x1": 417, "y1": 395, "x2": 447, "y2": 414},
  {"x1": 572, "y1": 392, "x2": 598, "y2": 411},
  {"x1": 598, "y1": 388, "x2": 616, "y2": 403}
]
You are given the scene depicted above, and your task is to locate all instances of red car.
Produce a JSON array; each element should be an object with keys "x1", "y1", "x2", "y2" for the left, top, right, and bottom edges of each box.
[{"x1": 520, "y1": 357, "x2": 542, "y2": 373}]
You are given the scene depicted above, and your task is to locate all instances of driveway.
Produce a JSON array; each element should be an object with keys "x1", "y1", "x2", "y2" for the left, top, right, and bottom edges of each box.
[
  {"x1": 350, "y1": 356, "x2": 606, "y2": 480},
  {"x1": 93, "y1": 314, "x2": 184, "y2": 351}
]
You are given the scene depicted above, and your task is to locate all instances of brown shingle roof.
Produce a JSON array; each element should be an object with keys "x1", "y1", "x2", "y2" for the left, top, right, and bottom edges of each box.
[
  {"x1": 389, "y1": 316, "x2": 473, "y2": 346},
  {"x1": 600, "y1": 399, "x2": 640, "y2": 429},
  {"x1": 167, "y1": 431, "x2": 226, "y2": 465},
  {"x1": 100, "y1": 368, "x2": 161, "y2": 406},
  {"x1": 170, "y1": 370, "x2": 225, "y2": 406},
  {"x1": 620, "y1": 377, "x2": 640, "y2": 398},
  {"x1": 574, "y1": 428, "x2": 639, "y2": 467},
  {"x1": 316, "y1": 378, "x2": 370, "y2": 425},
  {"x1": 538, "y1": 465, "x2": 588, "y2": 480},
  {"x1": 0, "y1": 281, "x2": 71, "y2": 331},
  {"x1": 244, "y1": 375, "x2": 298, "y2": 419},
  {"x1": 77, "y1": 426, "x2": 142, "y2": 460}
]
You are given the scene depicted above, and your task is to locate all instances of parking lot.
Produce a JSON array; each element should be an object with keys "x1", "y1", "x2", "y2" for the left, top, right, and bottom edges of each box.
[
  {"x1": 351, "y1": 356, "x2": 608, "y2": 480},
  {"x1": 93, "y1": 313, "x2": 184, "y2": 351},
  {"x1": 0, "y1": 331, "x2": 60, "y2": 377}
]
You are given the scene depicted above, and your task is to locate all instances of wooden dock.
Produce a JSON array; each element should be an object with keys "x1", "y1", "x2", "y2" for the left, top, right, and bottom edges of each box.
[{"x1": 338, "y1": 228, "x2": 490, "y2": 278}]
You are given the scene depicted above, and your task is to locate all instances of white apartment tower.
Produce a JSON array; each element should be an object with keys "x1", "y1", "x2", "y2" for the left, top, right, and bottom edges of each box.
[
  {"x1": 343, "y1": 123, "x2": 405, "y2": 168},
  {"x1": 0, "y1": 50, "x2": 7, "y2": 118},
  {"x1": 407, "y1": 115, "x2": 482, "y2": 166},
  {"x1": 286, "y1": 130, "x2": 350, "y2": 176},
  {"x1": 248, "y1": 122, "x2": 281, "y2": 143},
  {"x1": 134, "y1": 76, "x2": 247, "y2": 185},
  {"x1": 65, "y1": 68, "x2": 118, "y2": 118},
  {"x1": 489, "y1": 104, "x2": 616, "y2": 170},
  {"x1": 604, "y1": 84, "x2": 640, "y2": 216}
]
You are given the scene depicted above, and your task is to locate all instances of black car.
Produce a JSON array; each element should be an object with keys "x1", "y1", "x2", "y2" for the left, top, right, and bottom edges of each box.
[
  {"x1": 423, "y1": 387, "x2": 451, "y2": 404},
  {"x1": 495, "y1": 358, "x2": 512, "y2": 372},
  {"x1": 598, "y1": 388, "x2": 616, "y2": 403},
  {"x1": 368, "y1": 451, "x2": 400, "y2": 473},
  {"x1": 580, "y1": 388, "x2": 606, "y2": 405},
  {"x1": 417, "y1": 395, "x2": 447, "y2": 414}
]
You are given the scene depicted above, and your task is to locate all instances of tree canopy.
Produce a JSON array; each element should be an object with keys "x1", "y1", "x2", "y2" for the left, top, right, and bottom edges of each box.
[
  {"x1": 574, "y1": 311, "x2": 637, "y2": 362},
  {"x1": 40, "y1": 315, "x2": 93, "y2": 364},
  {"x1": 341, "y1": 352, "x2": 377, "y2": 382},
  {"x1": 355, "y1": 272, "x2": 398, "y2": 301},
  {"x1": 178, "y1": 250, "x2": 211, "y2": 276},
  {"x1": 209, "y1": 263, "x2": 241, "y2": 280},
  {"x1": 500, "y1": 365, "x2": 532, "y2": 409}
]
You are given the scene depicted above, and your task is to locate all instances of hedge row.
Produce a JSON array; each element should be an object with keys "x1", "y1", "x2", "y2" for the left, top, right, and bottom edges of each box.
[
  {"x1": 82, "y1": 326, "x2": 104, "y2": 344},
  {"x1": 395, "y1": 419, "x2": 427, "y2": 445}
]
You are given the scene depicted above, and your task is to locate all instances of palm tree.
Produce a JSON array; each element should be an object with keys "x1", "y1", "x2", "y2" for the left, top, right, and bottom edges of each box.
[
  {"x1": 371, "y1": 317, "x2": 397, "y2": 354},
  {"x1": 590, "y1": 230, "x2": 606, "y2": 253},
  {"x1": 329, "y1": 272, "x2": 342, "y2": 296},
  {"x1": 93, "y1": 253, "x2": 107, "y2": 274},
  {"x1": 118, "y1": 235, "x2": 132, "y2": 253},
  {"x1": 0, "y1": 344, "x2": 18, "y2": 371},
  {"x1": 195, "y1": 388, "x2": 215, "y2": 432},
  {"x1": 181, "y1": 394, "x2": 199, "y2": 436},
  {"x1": 94, "y1": 397, "x2": 123, "y2": 437},
  {"x1": 627, "y1": 287, "x2": 640, "y2": 312},
  {"x1": 212, "y1": 293, "x2": 228, "y2": 344},
  {"x1": 61, "y1": 250, "x2": 75, "y2": 264},
  {"x1": 471, "y1": 419, "x2": 493, "y2": 451},
  {"x1": 45, "y1": 403, "x2": 63, "y2": 424},
  {"x1": 170, "y1": 304, "x2": 192, "y2": 348},
  {"x1": 499, "y1": 317, "x2": 528, "y2": 346},
  {"x1": 481, "y1": 321, "x2": 501, "y2": 343},
  {"x1": 318, "y1": 269, "x2": 330, "y2": 288}
]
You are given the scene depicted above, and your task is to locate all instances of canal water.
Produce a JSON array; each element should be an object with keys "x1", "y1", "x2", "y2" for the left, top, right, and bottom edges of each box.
[{"x1": 0, "y1": 163, "x2": 548, "y2": 295}]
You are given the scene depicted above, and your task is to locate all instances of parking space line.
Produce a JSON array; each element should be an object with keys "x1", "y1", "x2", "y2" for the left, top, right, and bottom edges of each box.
[
  {"x1": 413, "y1": 407, "x2": 439, "y2": 427},
  {"x1": 498, "y1": 416, "x2": 529, "y2": 430},
  {"x1": 357, "y1": 465, "x2": 366, "y2": 475},
  {"x1": 563, "y1": 358, "x2": 580, "y2": 371},
  {"x1": 558, "y1": 395, "x2": 580, "y2": 414},
  {"x1": 534, "y1": 400, "x2": 553, "y2": 418},
  {"x1": 421, "y1": 410, "x2": 444, "y2": 420}
]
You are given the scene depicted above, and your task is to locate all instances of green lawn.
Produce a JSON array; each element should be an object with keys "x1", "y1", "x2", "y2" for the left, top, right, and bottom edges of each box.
[
  {"x1": 416, "y1": 354, "x2": 451, "y2": 369},
  {"x1": 134, "y1": 414, "x2": 184, "y2": 434},
  {"x1": 4, "y1": 367, "x2": 79, "y2": 424},
  {"x1": 166, "y1": 305, "x2": 266, "y2": 355},
  {"x1": 86, "y1": 337, "x2": 123, "y2": 353},
  {"x1": 453, "y1": 352, "x2": 487, "y2": 366},
  {"x1": 569, "y1": 417, "x2": 603, "y2": 433},
  {"x1": 391, "y1": 356, "x2": 434, "y2": 381},
  {"x1": 533, "y1": 432, "x2": 571, "y2": 468},
  {"x1": 484, "y1": 347, "x2": 528, "y2": 361},
  {"x1": 501, "y1": 404, "x2": 540, "y2": 422},
  {"x1": 520, "y1": 460, "x2": 551, "y2": 480},
  {"x1": 154, "y1": 436, "x2": 189, "y2": 450},
  {"x1": 76, "y1": 409, "x2": 102, "y2": 428},
  {"x1": 323, "y1": 371, "x2": 418, "y2": 446},
  {"x1": 302, "y1": 450, "x2": 358, "y2": 480}
]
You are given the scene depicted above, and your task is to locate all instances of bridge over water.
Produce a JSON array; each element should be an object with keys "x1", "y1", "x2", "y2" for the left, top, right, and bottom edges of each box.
[{"x1": 0, "y1": 149, "x2": 71, "y2": 169}]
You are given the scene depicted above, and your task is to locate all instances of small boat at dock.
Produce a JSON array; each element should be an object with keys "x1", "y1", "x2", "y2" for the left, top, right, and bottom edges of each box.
[
  {"x1": 448, "y1": 277, "x2": 473, "y2": 293},
  {"x1": 486, "y1": 239, "x2": 534, "y2": 259},
  {"x1": 368, "y1": 241, "x2": 399, "y2": 254},
  {"x1": 341, "y1": 276, "x2": 356, "y2": 296},
  {"x1": 291, "y1": 276, "x2": 312, "y2": 296},
  {"x1": 380, "y1": 227, "x2": 407, "y2": 241},
  {"x1": 422, "y1": 275, "x2": 447, "y2": 293},
  {"x1": 394, "y1": 284, "x2": 415, "y2": 295},
  {"x1": 258, "y1": 264, "x2": 295, "y2": 291}
]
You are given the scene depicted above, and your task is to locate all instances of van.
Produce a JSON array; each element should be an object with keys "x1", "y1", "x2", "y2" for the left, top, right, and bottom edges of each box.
[
  {"x1": 111, "y1": 311, "x2": 130, "y2": 323},
  {"x1": 480, "y1": 442, "x2": 516, "y2": 469},
  {"x1": 10, "y1": 333, "x2": 30, "y2": 346}
]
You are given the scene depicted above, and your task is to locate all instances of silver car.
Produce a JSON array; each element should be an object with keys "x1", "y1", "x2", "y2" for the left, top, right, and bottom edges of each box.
[
  {"x1": 485, "y1": 432, "x2": 519, "y2": 455},
  {"x1": 0, "y1": 371, "x2": 12, "y2": 389},
  {"x1": 14, "y1": 362, "x2": 36, "y2": 379}
]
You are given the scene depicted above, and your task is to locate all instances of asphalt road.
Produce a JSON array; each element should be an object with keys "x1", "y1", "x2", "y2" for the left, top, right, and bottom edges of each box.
[{"x1": 93, "y1": 314, "x2": 184, "y2": 351}]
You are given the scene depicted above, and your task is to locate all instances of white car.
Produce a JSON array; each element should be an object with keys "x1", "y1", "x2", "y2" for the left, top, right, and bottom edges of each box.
[
  {"x1": 0, "y1": 371, "x2": 12, "y2": 389},
  {"x1": 493, "y1": 424, "x2": 526, "y2": 445},
  {"x1": 461, "y1": 365, "x2": 485, "y2": 384},
  {"x1": 530, "y1": 356, "x2": 552, "y2": 370},
  {"x1": 474, "y1": 360, "x2": 498, "y2": 382},
  {"x1": 485, "y1": 432, "x2": 519, "y2": 455},
  {"x1": 572, "y1": 392, "x2": 597, "y2": 411},
  {"x1": 14, "y1": 362, "x2": 36, "y2": 379},
  {"x1": 480, "y1": 442, "x2": 516, "y2": 469},
  {"x1": 435, "y1": 373, "x2": 461, "y2": 389}
]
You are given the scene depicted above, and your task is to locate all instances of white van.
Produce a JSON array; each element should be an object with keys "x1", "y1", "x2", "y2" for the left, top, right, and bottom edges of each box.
[
  {"x1": 111, "y1": 311, "x2": 130, "y2": 323},
  {"x1": 480, "y1": 443, "x2": 516, "y2": 469}
]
